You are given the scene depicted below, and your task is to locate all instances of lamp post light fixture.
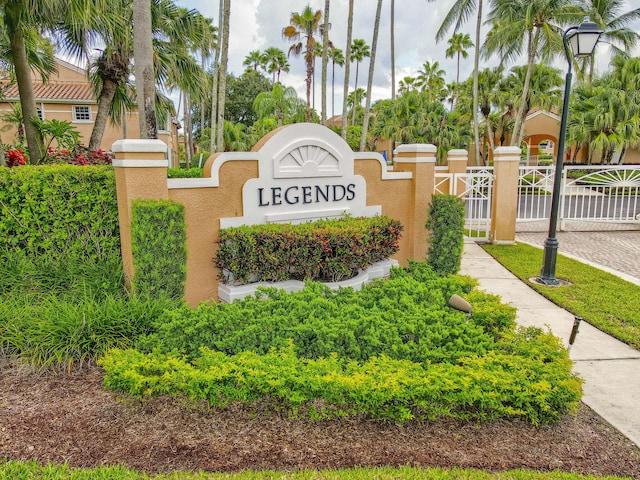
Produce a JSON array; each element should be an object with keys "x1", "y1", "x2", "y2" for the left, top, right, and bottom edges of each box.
[{"x1": 538, "y1": 17, "x2": 602, "y2": 286}]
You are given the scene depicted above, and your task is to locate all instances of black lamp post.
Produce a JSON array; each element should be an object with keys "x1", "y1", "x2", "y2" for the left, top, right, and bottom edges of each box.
[{"x1": 538, "y1": 18, "x2": 602, "y2": 286}]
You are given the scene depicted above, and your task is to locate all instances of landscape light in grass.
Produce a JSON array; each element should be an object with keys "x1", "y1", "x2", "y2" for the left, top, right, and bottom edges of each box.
[{"x1": 449, "y1": 294, "x2": 472, "y2": 321}]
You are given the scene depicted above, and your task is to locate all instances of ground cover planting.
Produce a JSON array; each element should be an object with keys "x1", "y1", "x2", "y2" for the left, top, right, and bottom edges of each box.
[{"x1": 101, "y1": 262, "x2": 582, "y2": 425}]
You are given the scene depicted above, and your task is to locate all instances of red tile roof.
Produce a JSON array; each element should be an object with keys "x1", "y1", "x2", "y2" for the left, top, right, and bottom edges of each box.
[{"x1": 1, "y1": 82, "x2": 95, "y2": 102}]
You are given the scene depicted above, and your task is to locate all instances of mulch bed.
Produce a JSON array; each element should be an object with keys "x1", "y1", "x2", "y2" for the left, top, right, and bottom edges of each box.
[{"x1": 1, "y1": 364, "x2": 640, "y2": 477}]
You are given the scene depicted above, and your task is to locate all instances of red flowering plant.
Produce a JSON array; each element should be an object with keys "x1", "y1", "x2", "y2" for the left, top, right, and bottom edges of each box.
[
  {"x1": 44, "y1": 146, "x2": 113, "y2": 165},
  {"x1": 5, "y1": 148, "x2": 28, "y2": 167}
]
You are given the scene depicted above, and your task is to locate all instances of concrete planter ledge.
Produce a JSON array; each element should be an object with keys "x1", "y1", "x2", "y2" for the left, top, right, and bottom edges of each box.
[{"x1": 218, "y1": 259, "x2": 399, "y2": 303}]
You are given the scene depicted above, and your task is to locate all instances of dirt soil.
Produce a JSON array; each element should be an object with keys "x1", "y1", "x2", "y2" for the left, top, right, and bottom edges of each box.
[{"x1": 1, "y1": 364, "x2": 640, "y2": 478}]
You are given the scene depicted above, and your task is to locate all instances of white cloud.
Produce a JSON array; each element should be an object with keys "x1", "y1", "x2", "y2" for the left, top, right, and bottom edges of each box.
[{"x1": 176, "y1": 0, "x2": 640, "y2": 115}]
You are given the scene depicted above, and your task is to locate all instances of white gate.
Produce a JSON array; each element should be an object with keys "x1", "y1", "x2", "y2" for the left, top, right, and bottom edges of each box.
[
  {"x1": 516, "y1": 165, "x2": 640, "y2": 229},
  {"x1": 435, "y1": 167, "x2": 494, "y2": 241}
]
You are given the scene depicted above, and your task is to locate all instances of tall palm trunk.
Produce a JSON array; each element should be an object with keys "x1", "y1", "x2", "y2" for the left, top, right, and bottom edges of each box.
[
  {"x1": 184, "y1": 93, "x2": 192, "y2": 167},
  {"x1": 360, "y1": 0, "x2": 382, "y2": 152},
  {"x1": 216, "y1": 0, "x2": 230, "y2": 151},
  {"x1": 89, "y1": 79, "x2": 118, "y2": 150},
  {"x1": 351, "y1": 62, "x2": 360, "y2": 127},
  {"x1": 7, "y1": 10, "x2": 44, "y2": 163},
  {"x1": 321, "y1": 0, "x2": 330, "y2": 125},
  {"x1": 390, "y1": 0, "x2": 396, "y2": 100},
  {"x1": 331, "y1": 59, "x2": 336, "y2": 121},
  {"x1": 304, "y1": 38, "x2": 313, "y2": 121},
  {"x1": 341, "y1": 0, "x2": 354, "y2": 139},
  {"x1": 210, "y1": 0, "x2": 223, "y2": 153},
  {"x1": 200, "y1": 55, "x2": 206, "y2": 150},
  {"x1": 511, "y1": 32, "x2": 537, "y2": 147},
  {"x1": 133, "y1": 0, "x2": 157, "y2": 138},
  {"x1": 472, "y1": 0, "x2": 483, "y2": 165}
]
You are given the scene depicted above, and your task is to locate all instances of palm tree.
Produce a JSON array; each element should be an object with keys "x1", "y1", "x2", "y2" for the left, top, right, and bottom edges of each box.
[
  {"x1": 398, "y1": 76, "x2": 419, "y2": 94},
  {"x1": 360, "y1": 0, "x2": 383, "y2": 152},
  {"x1": 349, "y1": 38, "x2": 370, "y2": 126},
  {"x1": 0, "y1": 28, "x2": 56, "y2": 84},
  {"x1": 475, "y1": 67, "x2": 504, "y2": 160},
  {"x1": 262, "y1": 47, "x2": 289, "y2": 83},
  {"x1": 446, "y1": 33, "x2": 474, "y2": 107},
  {"x1": 430, "y1": 0, "x2": 485, "y2": 164},
  {"x1": 210, "y1": 0, "x2": 223, "y2": 153},
  {"x1": 341, "y1": 0, "x2": 354, "y2": 138},
  {"x1": 416, "y1": 61, "x2": 447, "y2": 101},
  {"x1": 87, "y1": 0, "x2": 207, "y2": 150},
  {"x1": 503, "y1": 63, "x2": 563, "y2": 143},
  {"x1": 216, "y1": 0, "x2": 230, "y2": 151},
  {"x1": 253, "y1": 83, "x2": 301, "y2": 127},
  {"x1": 282, "y1": 6, "x2": 322, "y2": 122},
  {"x1": 243, "y1": 50, "x2": 263, "y2": 71},
  {"x1": 328, "y1": 47, "x2": 344, "y2": 122},
  {"x1": 347, "y1": 88, "x2": 366, "y2": 115},
  {"x1": 577, "y1": 0, "x2": 640, "y2": 83},
  {"x1": 193, "y1": 15, "x2": 217, "y2": 154},
  {"x1": 568, "y1": 56, "x2": 640, "y2": 164},
  {"x1": 484, "y1": 0, "x2": 575, "y2": 147}
]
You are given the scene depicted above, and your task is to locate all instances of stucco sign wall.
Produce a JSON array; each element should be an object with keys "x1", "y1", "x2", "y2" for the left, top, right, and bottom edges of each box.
[{"x1": 220, "y1": 123, "x2": 381, "y2": 228}]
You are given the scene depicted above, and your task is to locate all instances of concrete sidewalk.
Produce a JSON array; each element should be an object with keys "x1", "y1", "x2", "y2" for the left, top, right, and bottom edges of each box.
[{"x1": 459, "y1": 240, "x2": 640, "y2": 448}]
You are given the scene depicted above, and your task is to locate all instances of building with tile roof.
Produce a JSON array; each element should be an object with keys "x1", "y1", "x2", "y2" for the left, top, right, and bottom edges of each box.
[{"x1": 0, "y1": 57, "x2": 179, "y2": 162}]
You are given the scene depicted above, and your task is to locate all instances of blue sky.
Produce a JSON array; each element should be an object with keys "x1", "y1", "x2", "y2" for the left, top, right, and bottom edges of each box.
[{"x1": 175, "y1": 0, "x2": 640, "y2": 115}]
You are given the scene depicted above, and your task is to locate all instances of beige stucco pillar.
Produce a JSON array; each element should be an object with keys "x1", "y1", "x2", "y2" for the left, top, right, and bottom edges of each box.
[
  {"x1": 112, "y1": 139, "x2": 169, "y2": 289},
  {"x1": 393, "y1": 144, "x2": 437, "y2": 261},
  {"x1": 490, "y1": 146, "x2": 521, "y2": 244},
  {"x1": 446, "y1": 149, "x2": 469, "y2": 196}
]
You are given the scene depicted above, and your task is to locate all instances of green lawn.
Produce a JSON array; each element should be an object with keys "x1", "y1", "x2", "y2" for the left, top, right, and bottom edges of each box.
[
  {"x1": 0, "y1": 461, "x2": 633, "y2": 480},
  {"x1": 482, "y1": 242, "x2": 640, "y2": 350}
]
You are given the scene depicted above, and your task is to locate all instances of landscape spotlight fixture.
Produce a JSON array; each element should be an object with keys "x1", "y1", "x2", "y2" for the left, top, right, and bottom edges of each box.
[{"x1": 449, "y1": 294, "x2": 472, "y2": 321}]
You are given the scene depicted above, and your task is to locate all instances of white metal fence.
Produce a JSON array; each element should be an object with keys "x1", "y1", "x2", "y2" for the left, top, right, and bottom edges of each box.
[
  {"x1": 434, "y1": 165, "x2": 639, "y2": 238},
  {"x1": 516, "y1": 165, "x2": 640, "y2": 228}
]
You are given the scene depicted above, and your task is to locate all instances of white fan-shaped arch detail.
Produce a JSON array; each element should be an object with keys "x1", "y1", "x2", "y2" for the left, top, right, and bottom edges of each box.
[{"x1": 275, "y1": 144, "x2": 341, "y2": 178}]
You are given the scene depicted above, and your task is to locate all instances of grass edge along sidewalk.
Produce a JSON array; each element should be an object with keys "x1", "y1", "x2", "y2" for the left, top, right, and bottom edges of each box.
[
  {"x1": 0, "y1": 461, "x2": 635, "y2": 480},
  {"x1": 482, "y1": 242, "x2": 640, "y2": 351}
]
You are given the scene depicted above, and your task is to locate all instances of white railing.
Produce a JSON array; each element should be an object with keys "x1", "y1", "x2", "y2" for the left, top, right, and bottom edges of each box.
[
  {"x1": 436, "y1": 171, "x2": 494, "y2": 241},
  {"x1": 561, "y1": 166, "x2": 640, "y2": 227},
  {"x1": 516, "y1": 165, "x2": 640, "y2": 227}
]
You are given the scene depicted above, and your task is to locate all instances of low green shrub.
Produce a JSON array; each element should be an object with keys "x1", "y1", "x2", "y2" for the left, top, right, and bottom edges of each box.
[
  {"x1": 167, "y1": 167, "x2": 204, "y2": 178},
  {"x1": 216, "y1": 216, "x2": 402, "y2": 284},
  {"x1": 102, "y1": 325, "x2": 581, "y2": 425},
  {"x1": 138, "y1": 262, "x2": 513, "y2": 365},
  {"x1": 426, "y1": 195, "x2": 465, "y2": 276},
  {"x1": 102, "y1": 262, "x2": 580, "y2": 424},
  {"x1": 0, "y1": 293, "x2": 175, "y2": 369},
  {"x1": 0, "y1": 248, "x2": 124, "y2": 299}
]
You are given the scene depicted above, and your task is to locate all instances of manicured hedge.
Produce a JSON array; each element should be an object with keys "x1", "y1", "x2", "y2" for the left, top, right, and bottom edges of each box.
[
  {"x1": 0, "y1": 165, "x2": 122, "y2": 295},
  {"x1": 131, "y1": 199, "x2": 187, "y2": 300},
  {"x1": 0, "y1": 165, "x2": 120, "y2": 263},
  {"x1": 426, "y1": 194, "x2": 465, "y2": 276},
  {"x1": 215, "y1": 216, "x2": 402, "y2": 284}
]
